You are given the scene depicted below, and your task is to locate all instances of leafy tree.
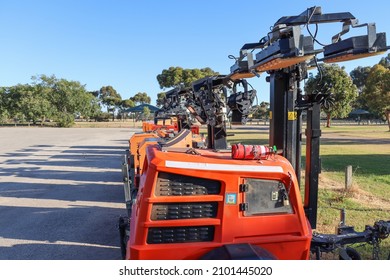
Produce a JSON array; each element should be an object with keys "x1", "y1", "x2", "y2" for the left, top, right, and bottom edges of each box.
[
  {"x1": 156, "y1": 92, "x2": 166, "y2": 107},
  {"x1": 350, "y1": 66, "x2": 372, "y2": 110},
  {"x1": 131, "y1": 92, "x2": 151, "y2": 105},
  {"x1": 19, "y1": 84, "x2": 53, "y2": 124},
  {"x1": 251, "y1": 101, "x2": 270, "y2": 121},
  {"x1": 0, "y1": 84, "x2": 49, "y2": 123},
  {"x1": 156, "y1": 66, "x2": 219, "y2": 89},
  {"x1": 99, "y1": 85, "x2": 121, "y2": 100},
  {"x1": 142, "y1": 106, "x2": 151, "y2": 120},
  {"x1": 379, "y1": 53, "x2": 390, "y2": 69},
  {"x1": 89, "y1": 90, "x2": 100, "y2": 98},
  {"x1": 121, "y1": 98, "x2": 135, "y2": 109},
  {"x1": 99, "y1": 85, "x2": 122, "y2": 120},
  {"x1": 305, "y1": 64, "x2": 358, "y2": 127},
  {"x1": 33, "y1": 75, "x2": 101, "y2": 126},
  {"x1": 95, "y1": 112, "x2": 112, "y2": 122},
  {"x1": 362, "y1": 64, "x2": 390, "y2": 130},
  {"x1": 0, "y1": 87, "x2": 9, "y2": 122},
  {"x1": 118, "y1": 98, "x2": 135, "y2": 120},
  {"x1": 2, "y1": 85, "x2": 22, "y2": 121},
  {"x1": 350, "y1": 66, "x2": 372, "y2": 94},
  {"x1": 0, "y1": 75, "x2": 102, "y2": 126},
  {"x1": 77, "y1": 92, "x2": 101, "y2": 121}
]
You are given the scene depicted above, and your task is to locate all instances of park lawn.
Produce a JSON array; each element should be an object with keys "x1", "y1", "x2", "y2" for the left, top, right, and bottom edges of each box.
[
  {"x1": 316, "y1": 127, "x2": 389, "y2": 259},
  {"x1": 319, "y1": 144, "x2": 390, "y2": 198},
  {"x1": 320, "y1": 125, "x2": 389, "y2": 138}
]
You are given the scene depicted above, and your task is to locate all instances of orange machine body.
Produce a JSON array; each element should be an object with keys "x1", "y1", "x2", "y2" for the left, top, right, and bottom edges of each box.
[
  {"x1": 126, "y1": 133, "x2": 312, "y2": 260},
  {"x1": 128, "y1": 133, "x2": 158, "y2": 172},
  {"x1": 142, "y1": 117, "x2": 179, "y2": 133},
  {"x1": 142, "y1": 117, "x2": 200, "y2": 136}
]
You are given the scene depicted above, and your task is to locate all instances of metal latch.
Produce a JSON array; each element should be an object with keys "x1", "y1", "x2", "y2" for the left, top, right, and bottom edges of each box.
[
  {"x1": 239, "y1": 203, "x2": 248, "y2": 211},
  {"x1": 239, "y1": 183, "x2": 248, "y2": 192}
]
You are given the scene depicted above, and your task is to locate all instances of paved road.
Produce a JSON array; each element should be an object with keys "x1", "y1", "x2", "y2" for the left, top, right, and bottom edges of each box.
[{"x1": 0, "y1": 127, "x2": 138, "y2": 260}]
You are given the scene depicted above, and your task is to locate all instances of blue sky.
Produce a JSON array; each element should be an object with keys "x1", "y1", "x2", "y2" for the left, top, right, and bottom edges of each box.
[{"x1": 1, "y1": 0, "x2": 389, "y2": 105}]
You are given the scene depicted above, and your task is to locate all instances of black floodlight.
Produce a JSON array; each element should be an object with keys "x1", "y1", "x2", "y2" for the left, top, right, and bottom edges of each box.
[
  {"x1": 155, "y1": 87, "x2": 193, "y2": 121},
  {"x1": 241, "y1": 6, "x2": 390, "y2": 72},
  {"x1": 323, "y1": 31, "x2": 389, "y2": 63},
  {"x1": 228, "y1": 42, "x2": 265, "y2": 80},
  {"x1": 252, "y1": 54, "x2": 315, "y2": 72},
  {"x1": 189, "y1": 75, "x2": 229, "y2": 126},
  {"x1": 251, "y1": 35, "x2": 318, "y2": 72},
  {"x1": 227, "y1": 79, "x2": 257, "y2": 125}
]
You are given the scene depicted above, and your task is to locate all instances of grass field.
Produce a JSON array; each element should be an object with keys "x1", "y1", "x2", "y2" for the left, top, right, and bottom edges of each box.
[{"x1": 73, "y1": 120, "x2": 141, "y2": 128}]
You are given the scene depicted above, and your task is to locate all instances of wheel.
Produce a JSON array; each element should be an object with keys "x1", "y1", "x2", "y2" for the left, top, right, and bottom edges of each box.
[
  {"x1": 339, "y1": 247, "x2": 361, "y2": 260},
  {"x1": 118, "y1": 216, "x2": 130, "y2": 260},
  {"x1": 200, "y1": 243, "x2": 277, "y2": 260}
]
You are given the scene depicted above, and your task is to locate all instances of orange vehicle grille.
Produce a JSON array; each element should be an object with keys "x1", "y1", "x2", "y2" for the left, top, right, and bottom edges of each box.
[
  {"x1": 147, "y1": 226, "x2": 215, "y2": 244},
  {"x1": 151, "y1": 203, "x2": 218, "y2": 220},
  {"x1": 155, "y1": 172, "x2": 221, "y2": 196}
]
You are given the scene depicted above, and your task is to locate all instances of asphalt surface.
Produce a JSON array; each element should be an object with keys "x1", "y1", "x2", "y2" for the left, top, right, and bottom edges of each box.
[{"x1": 0, "y1": 127, "x2": 138, "y2": 260}]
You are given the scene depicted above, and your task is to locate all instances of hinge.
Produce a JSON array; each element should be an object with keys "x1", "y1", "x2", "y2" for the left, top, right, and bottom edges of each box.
[
  {"x1": 239, "y1": 183, "x2": 248, "y2": 192},
  {"x1": 239, "y1": 203, "x2": 248, "y2": 211}
]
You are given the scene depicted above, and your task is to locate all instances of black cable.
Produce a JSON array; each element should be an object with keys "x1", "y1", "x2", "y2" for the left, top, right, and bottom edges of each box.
[
  {"x1": 305, "y1": 6, "x2": 328, "y2": 47},
  {"x1": 307, "y1": 24, "x2": 328, "y2": 47}
]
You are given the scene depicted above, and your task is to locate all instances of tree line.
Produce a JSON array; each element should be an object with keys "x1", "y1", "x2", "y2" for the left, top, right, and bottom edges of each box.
[
  {"x1": 1, "y1": 54, "x2": 389, "y2": 128},
  {"x1": 0, "y1": 75, "x2": 152, "y2": 127}
]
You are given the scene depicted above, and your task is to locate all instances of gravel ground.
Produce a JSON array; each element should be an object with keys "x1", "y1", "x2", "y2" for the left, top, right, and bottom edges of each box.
[{"x1": 0, "y1": 127, "x2": 139, "y2": 260}]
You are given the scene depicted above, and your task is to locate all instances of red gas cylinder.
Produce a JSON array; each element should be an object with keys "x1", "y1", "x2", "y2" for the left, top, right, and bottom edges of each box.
[{"x1": 231, "y1": 144, "x2": 273, "y2": 160}]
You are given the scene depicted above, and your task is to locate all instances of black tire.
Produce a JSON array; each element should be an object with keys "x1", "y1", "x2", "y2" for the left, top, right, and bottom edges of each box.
[
  {"x1": 118, "y1": 216, "x2": 130, "y2": 260},
  {"x1": 200, "y1": 243, "x2": 277, "y2": 260},
  {"x1": 339, "y1": 247, "x2": 361, "y2": 260}
]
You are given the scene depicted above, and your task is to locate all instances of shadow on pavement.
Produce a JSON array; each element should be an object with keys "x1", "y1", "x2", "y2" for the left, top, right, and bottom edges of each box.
[{"x1": 0, "y1": 143, "x2": 128, "y2": 260}]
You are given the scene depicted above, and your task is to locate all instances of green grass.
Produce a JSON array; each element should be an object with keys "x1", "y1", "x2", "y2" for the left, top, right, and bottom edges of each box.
[
  {"x1": 317, "y1": 126, "x2": 390, "y2": 259},
  {"x1": 319, "y1": 146, "x2": 390, "y2": 198},
  {"x1": 321, "y1": 125, "x2": 389, "y2": 136},
  {"x1": 228, "y1": 128, "x2": 269, "y2": 145}
]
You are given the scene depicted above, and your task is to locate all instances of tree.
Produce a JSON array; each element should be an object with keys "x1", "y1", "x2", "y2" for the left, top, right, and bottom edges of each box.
[
  {"x1": 121, "y1": 98, "x2": 135, "y2": 109},
  {"x1": 350, "y1": 66, "x2": 372, "y2": 110},
  {"x1": 77, "y1": 92, "x2": 101, "y2": 121},
  {"x1": 18, "y1": 83, "x2": 53, "y2": 124},
  {"x1": 142, "y1": 106, "x2": 151, "y2": 121},
  {"x1": 362, "y1": 64, "x2": 390, "y2": 130},
  {"x1": 33, "y1": 75, "x2": 101, "y2": 126},
  {"x1": 99, "y1": 85, "x2": 122, "y2": 121},
  {"x1": 119, "y1": 98, "x2": 135, "y2": 120},
  {"x1": 0, "y1": 75, "x2": 102, "y2": 126},
  {"x1": 305, "y1": 64, "x2": 358, "y2": 127},
  {"x1": 156, "y1": 66, "x2": 219, "y2": 89},
  {"x1": 350, "y1": 66, "x2": 372, "y2": 94},
  {"x1": 131, "y1": 92, "x2": 151, "y2": 105},
  {"x1": 99, "y1": 85, "x2": 121, "y2": 100},
  {"x1": 0, "y1": 87, "x2": 10, "y2": 122},
  {"x1": 156, "y1": 92, "x2": 166, "y2": 107},
  {"x1": 1, "y1": 85, "x2": 23, "y2": 121},
  {"x1": 251, "y1": 101, "x2": 270, "y2": 122},
  {"x1": 379, "y1": 53, "x2": 390, "y2": 69}
]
